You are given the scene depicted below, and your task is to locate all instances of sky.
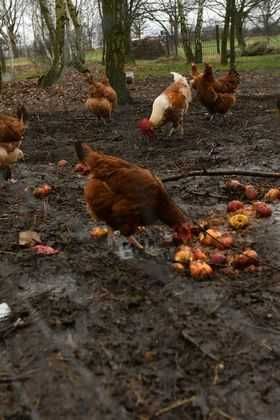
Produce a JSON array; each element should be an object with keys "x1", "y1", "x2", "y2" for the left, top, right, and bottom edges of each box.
[{"x1": 15, "y1": 3, "x2": 223, "y2": 46}]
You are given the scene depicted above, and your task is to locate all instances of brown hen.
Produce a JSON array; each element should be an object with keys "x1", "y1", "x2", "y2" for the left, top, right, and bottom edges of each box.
[
  {"x1": 195, "y1": 63, "x2": 236, "y2": 119},
  {"x1": 0, "y1": 105, "x2": 27, "y2": 179},
  {"x1": 191, "y1": 63, "x2": 240, "y2": 94},
  {"x1": 75, "y1": 142, "x2": 192, "y2": 247}
]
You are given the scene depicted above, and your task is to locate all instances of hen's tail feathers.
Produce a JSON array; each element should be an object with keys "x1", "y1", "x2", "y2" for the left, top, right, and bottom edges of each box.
[
  {"x1": 191, "y1": 63, "x2": 199, "y2": 77},
  {"x1": 170, "y1": 72, "x2": 190, "y2": 89},
  {"x1": 228, "y1": 69, "x2": 240, "y2": 85},
  {"x1": 75, "y1": 141, "x2": 93, "y2": 163},
  {"x1": 17, "y1": 105, "x2": 28, "y2": 124},
  {"x1": 171, "y1": 72, "x2": 185, "y2": 82},
  {"x1": 85, "y1": 72, "x2": 94, "y2": 84},
  {"x1": 75, "y1": 142, "x2": 86, "y2": 162}
]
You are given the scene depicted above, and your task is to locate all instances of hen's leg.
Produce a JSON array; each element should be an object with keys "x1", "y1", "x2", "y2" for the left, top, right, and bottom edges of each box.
[
  {"x1": 107, "y1": 229, "x2": 143, "y2": 250},
  {"x1": 0, "y1": 166, "x2": 12, "y2": 181},
  {"x1": 128, "y1": 236, "x2": 144, "y2": 250},
  {"x1": 179, "y1": 119, "x2": 184, "y2": 137},
  {"x1": 168, "y1": 126, "x2": 175, "y2": 137}
]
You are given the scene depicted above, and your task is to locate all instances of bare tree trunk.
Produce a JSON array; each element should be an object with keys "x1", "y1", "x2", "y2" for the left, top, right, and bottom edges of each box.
[
  {"x1": 7, "y1": 30, "x2": 19, "y2": 58},
  {"x1": 0, "y1": 46, "x2": 5, "y2": 91},
  {"x1": 215, "y1": 24, "x2": 220, "y2": 54},
  {"x1": 101, "y1": 0, "x2": 129, "y2": 104},
  {"x1": 38, "y1": 0, "x2": 66, "y2": 88},
  {"x1": 172, "y1": 19, "x2": 179, "y2": 57},
  {"x1": 166, "y1": 35, "x2": 170, "y2": 57},
  {"x1": 194, "y1": 0, "x2": 204, "y2": 63},
  {"x1": 169, "y1": 20, "x2": 176, "y2": 55},
  {"x1": 124, "y1": 27, "x2": 134, "y2": 63},
  {"x1": 97, "y1": 0, "x2": 106, "y2": 64},
  {"x1": 66, "y1": 0, "x2": 88, "y2": 72},
  {"x1": 0, "y1": 45, "x2": 6, "y2": 73},
  {"x1": 177, "y1": 0, "x2": 194, "y2": 63},
  {"x1": 230, "y1": 0, "x2": 236, "y2": 69},
  {"x1": 64, "y1": 15, "x2": 72, "y2": 65},
  {"x1": 38, "y1": 0, "x2": 56, "y2": 48},
  {"x1": 221, "y1": 0, "x2": 230, "y2": 65},
  {"x1": 102, "y1": 39, "x2": 106, "y2": 64},
  {"x1": 235, "y1": 11, "x2": 246, "y2": 54}
]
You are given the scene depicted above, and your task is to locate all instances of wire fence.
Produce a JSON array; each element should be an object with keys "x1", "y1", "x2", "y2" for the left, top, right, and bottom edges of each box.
[{"x1": 199, "y1": 29, "x2": 280, "y2": 58}]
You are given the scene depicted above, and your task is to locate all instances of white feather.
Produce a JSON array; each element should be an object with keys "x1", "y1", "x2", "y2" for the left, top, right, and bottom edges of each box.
[
  {"x1": 0, "y1": 147, "x2": 24, "y2": 165},
  {"x1": 149, "y1": 74, "x2": 192, "y2": 128},
  {"x1": 149, "y1": 94, "x2": 170, "y2": 127},
  {"x1": 170, "y1": 72, "x2": 188, "y2": 85}
]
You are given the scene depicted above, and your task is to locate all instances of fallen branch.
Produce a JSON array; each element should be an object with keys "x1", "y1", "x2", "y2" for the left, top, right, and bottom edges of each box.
[
  {"x1": 182, "y1": 329, "x2": 219, "y2": 361},
  {"x1": 183, "y1": 189, "x2": 227, "y2": 200},
  {"x1": 0, "y1": 370, "x2": 36, "y2": 383},
  {"x1": 154, "y1": 396, "x2": 195, "y2": 417},
  {"x1": 162, "y1": 169, "x2": 280, "y2": 183}
]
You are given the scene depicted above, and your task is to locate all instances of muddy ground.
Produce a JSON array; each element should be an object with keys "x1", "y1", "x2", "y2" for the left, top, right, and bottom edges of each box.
[{"x1": 1, "y1": 72, "x2": 280, "y2": 420}]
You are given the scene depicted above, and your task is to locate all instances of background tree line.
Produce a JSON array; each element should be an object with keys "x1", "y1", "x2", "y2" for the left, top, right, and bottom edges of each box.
[{"x1": 0, "y1": 0, "x2": 279, "y2": 99}]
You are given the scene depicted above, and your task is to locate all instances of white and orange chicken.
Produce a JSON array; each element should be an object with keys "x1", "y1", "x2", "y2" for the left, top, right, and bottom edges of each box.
[
  {"x1": 0, "y1": 105, "x2": 27, "y2": 180},
  {"x1": 138, "y1": 72, "x2": 192, "y2": 138},
  {"x1": 75, "y1": 141, "x2": 193, "y2": 248}
]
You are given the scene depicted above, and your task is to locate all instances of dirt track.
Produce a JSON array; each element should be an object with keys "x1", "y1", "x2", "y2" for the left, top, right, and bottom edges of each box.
[{"x1": 1, "y1": 72, "x2": 280, "y2": 419}]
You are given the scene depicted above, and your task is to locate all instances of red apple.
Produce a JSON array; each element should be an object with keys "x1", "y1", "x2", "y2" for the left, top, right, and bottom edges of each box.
[
  {"x1": 264, "y1": 188, "x2": 280, "y2": 202},
  {"x1": 254, "y1": 201, "x2": 272, "y2": 218},
  {"x1": 227, "y1": 200, "x2": 244, "y2": 213},
  {"x1": 244, "y1": 184, "x2": 258, "y2": 201},
  {"x1": 210, "y1": 253, "x2": 227, "y2": 266},
  {"x1": 57, "y1": 159, "x2": 68, "y2": 168},
  {"x1": 190, "y1": 261, "x2": 213, "y2": 279}
]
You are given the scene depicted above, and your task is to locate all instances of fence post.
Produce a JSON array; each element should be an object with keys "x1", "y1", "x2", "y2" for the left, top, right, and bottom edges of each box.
[{"x1": 216, "y1": 25, "x2": 220, "y2": 54}]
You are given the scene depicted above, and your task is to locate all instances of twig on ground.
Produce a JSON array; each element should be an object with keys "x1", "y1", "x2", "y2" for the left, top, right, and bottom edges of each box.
[
  {"x1": 153, "y1": 396, "x2": 195, "y2": 417},
  {"x1": 183, "y1": 189, "x2": 227, "y2": 200},
  {"x1": 182, "y1": 329, "x2": 219, "y2": 361},
  {"x1": 0, "y1": 370, "x2": 37, "y2": 383},
  {"x1": 209, "y1": 408, "x2": 236, "y2": 420}
]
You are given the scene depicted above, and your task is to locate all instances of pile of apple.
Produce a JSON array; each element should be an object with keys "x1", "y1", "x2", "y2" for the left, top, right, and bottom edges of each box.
[
  {"x1": 172, "y1": 180, "x2": 280, "y2": 279},
  {"x1": 172, "y1": 239, "x2": 259, "y2": 279},
  {"x1": 225, "y1": 179, "x2": 280, "y2": 206}
]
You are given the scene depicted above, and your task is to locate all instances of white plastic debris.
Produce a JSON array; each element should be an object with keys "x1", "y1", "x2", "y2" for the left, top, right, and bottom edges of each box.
[
  {"x1": 0, "y1": 303, "x2": 11, "y2": 320},
  {"x1": 125, "y1": 71, "x2": 134, "y2": 84},
  {"x1": 108, "y1": 231, "x2": 134, "y2": 260}
]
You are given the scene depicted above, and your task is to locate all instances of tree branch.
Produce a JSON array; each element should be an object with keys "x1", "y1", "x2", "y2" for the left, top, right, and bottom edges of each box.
[{"x1": 162, "y1": 168, "x2": 280, "y2": 183}]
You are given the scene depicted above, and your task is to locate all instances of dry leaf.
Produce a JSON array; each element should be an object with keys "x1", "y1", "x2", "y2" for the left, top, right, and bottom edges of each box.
[{"x1": 19, "y1": 230, "x2": 41, "y2": 247}]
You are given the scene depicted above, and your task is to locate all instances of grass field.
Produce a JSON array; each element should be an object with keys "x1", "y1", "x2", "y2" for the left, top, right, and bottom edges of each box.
[{"x1": 3, "y1": 33, "x2": 280, "y2": 81}]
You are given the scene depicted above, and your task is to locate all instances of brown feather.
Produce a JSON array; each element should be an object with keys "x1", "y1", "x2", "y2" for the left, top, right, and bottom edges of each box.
[
  {"x1": 85, "y1": 97, "x2": 112, "y2": 119},
  {"x1": 76, "y1": 143, "x2": 190, "y2": 237},
  {"x1": 195, "y1": 64, "x2": 236, "y2": 115}
]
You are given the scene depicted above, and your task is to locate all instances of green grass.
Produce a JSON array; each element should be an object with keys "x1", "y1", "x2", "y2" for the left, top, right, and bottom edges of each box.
[
  {"x1": 85, "y1": 49, "x2": 103, "y2": 62},
  {"x1": 126, "y1": 54, "x2": 280, "y2": 79},
  {"x1": 2, "y1": 34, "x2": 280, "y2": 82}
]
